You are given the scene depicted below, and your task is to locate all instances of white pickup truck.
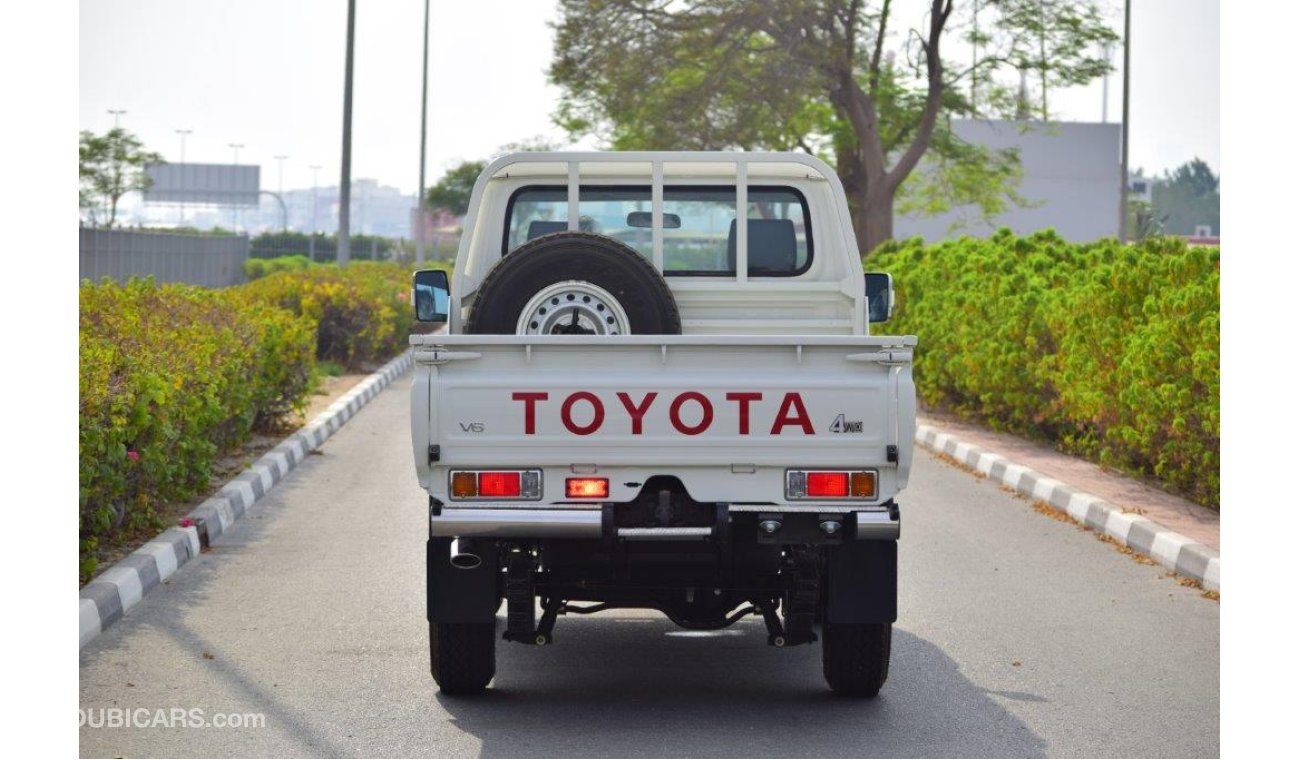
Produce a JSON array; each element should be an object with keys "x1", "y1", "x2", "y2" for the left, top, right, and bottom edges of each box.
[{"x1": 410, "y1": 151, "x2": 916, "y2": 697}]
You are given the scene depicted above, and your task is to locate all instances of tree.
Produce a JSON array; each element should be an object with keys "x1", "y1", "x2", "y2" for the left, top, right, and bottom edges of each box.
[
  {"x1": 550, "y1": 0, "x2": 1117, "y2": 254},
  {"x1": 1152, "y1": 158, "x2": 1219, "y2": 236},
  {"x1": 425, "y1": 138, "x2": 563, "y2": 215},
  {"x1": 425, "y1": 160, "x2": 486, "y2": 216},
  {"x1": 79, "y1": 128, "x2": 164, "y2": 228},
  {"x1": 998, "y1": 0, "x2": 1116, "y2": 121}
]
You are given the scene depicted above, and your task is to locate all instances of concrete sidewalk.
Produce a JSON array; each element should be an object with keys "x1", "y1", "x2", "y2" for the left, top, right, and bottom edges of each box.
[{"x1": 919, "y1": 411, "x2": 1219, "y2": 550}]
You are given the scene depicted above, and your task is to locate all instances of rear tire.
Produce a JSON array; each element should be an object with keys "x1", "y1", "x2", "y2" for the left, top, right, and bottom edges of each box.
[
  {"x1": 465, "y1": 231, "x2": 681, "y2": 335},
  {"x1": 822, "y1": 622, "x2": 891, "y2": 697},
  {"x1": 430, "y1": 621, "x2": 496, "y2": 695}
]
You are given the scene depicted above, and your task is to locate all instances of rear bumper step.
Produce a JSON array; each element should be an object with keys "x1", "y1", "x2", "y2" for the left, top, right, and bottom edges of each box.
[
  {"x1": 430, "y1": 508, "x2": 602, "y2": 538},
  {"x1": 431, "y1": 506, "x2": 899, "y2": 540}
]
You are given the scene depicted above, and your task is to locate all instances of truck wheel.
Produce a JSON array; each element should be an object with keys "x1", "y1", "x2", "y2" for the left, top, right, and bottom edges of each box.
[
  {"x1": 430, "y1": 621, "x2": 496, "y2": 695},
  {"x1": 822, "y1": 622, "x2": 891, "y2": 697},
  {"x1": 465, "y1": 231, "x2": 681, "y2": 335}
]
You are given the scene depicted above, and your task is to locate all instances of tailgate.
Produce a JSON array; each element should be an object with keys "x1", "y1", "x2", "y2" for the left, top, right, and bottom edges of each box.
[{"x1": 411, "y1": 334, "x2": 917, "y2": 503}]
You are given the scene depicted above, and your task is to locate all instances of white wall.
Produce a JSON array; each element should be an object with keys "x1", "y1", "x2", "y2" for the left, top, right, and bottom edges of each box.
[{"x1": 895, "y1": 120, "x2": 1122, "y2": 242}]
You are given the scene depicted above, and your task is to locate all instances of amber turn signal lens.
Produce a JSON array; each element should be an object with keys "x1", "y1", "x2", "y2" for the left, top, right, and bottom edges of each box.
[
  {"x1": 850, "y1": 470, "x2": 877, "y2": 498},
  {"x1": 566, "y1": 477, "x2": 609, "y2": 498},
  {"x1": 451, "y1": 471, "x2": 477, "y2": 498}
]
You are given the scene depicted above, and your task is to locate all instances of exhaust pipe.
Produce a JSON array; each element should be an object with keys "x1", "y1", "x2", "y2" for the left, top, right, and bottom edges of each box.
[{"x1": 449, "y1": 538, "x2": 483, "y2": 570}]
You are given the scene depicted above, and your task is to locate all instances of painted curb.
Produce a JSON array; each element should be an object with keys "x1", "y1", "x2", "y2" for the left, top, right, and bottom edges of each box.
[
  {"x1": 79, "y1": 351, "x2": 414, "y2": 649},
  {"x1": 915, "y1": 424, "x2": 1220, "y2": 592}
]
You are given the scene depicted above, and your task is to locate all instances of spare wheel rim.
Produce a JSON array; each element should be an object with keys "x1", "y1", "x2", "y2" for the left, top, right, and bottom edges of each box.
[{"x1": 516, "y1": 280, "x2": 632, "y2": 335}]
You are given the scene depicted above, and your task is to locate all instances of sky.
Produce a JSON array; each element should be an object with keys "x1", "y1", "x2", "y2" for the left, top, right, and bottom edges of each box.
[{"x1": 79, "y1": 0, "x2": 1219, "y2": 196}]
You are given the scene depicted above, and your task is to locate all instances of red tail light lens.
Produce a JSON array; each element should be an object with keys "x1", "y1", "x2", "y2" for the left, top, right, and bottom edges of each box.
[
  {"x1": 787, "y1": 469, "x2": 877, "y2": 500},
  {"x1": 566, "y1": 477, "x2": 609, "y2": 498},
  {"x1": 806, "y1": 472, "x2": 849, "y2": 497},
  {"x1": 478, "y1": 471, "x2": 522, "y2": 497}
]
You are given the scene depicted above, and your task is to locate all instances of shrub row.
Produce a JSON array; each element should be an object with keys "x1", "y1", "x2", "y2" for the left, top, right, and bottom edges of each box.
[
  {"x1": 236, "y1": 261, "x2": 417, "y2": 368},
  {"x1": 80, "y1": 262, "x2": 425, "y2": 580},
  {"x1": 870, "y1": 230, "x2": 1220, "y2": 509},
  {"x1": 79, "y1": 280, "x2": 316, "y2": 580},
  {"x1": 244, "y1": 254, "x2": 314, "y2": 280}
]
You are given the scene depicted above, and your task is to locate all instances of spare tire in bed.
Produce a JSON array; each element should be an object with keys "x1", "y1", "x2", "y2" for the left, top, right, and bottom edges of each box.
[{"x1": 464, "y1": 231, "x2": 681, "y2": 335}]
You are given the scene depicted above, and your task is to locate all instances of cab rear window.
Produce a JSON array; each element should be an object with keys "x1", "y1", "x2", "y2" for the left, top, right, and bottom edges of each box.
[{"x1": 504, "y1": 185, "x2": 812, "y2": 276}]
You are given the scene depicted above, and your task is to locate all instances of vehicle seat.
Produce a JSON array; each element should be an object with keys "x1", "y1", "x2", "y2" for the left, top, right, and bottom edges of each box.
[
  {"x1": 527, "y1": 221, "x2": 568, "y2": 240},
  {"x1": 726, "y1": 218, "x2": 798, "y2": 274}
]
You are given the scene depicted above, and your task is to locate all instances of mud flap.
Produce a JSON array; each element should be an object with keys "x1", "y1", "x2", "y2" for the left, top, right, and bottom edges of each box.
[
  {"x1": 427, "y1": 537, "x2": 500, "y2": 623},
  {"x1": 825, "y1": 536, "x2": 897, "y2": 625}
]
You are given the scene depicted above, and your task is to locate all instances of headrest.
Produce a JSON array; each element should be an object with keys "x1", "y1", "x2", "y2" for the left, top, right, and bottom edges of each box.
[{"x1": 726, "y1": 218, "x2": 798, "y2": 273}]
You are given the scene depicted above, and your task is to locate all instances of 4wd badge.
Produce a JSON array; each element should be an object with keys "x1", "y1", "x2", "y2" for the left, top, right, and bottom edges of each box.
[{"x1": 829, "y1": 414, "x2": 864, "y2": 434}]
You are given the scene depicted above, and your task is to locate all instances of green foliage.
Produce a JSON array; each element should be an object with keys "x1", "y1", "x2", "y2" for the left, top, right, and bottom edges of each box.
[
  {"x1": 426, "y1": 160, "x2": 487, "y2": 216},
  {"x1": 872, "y1": 231, "x2": 1220, "y2": 509},
  {"x1": 79, "y1": 279, "x2": 315, "y2": 581},
  {"x1": 996, "y1": 0, "x2": 1118, "y2": 120},
  {"x1": 1150, "y1": 158, "x2": 1220, "y2": 236},
  {"x1": 236, "y1": 262, "x2": 417, "y2": 368},
  {"x1": 244, "y1": 254, "x2": 315, "y2": 280},
  {"x1": 250, "y1": 231, "x2": 395, "y2": 262},
  {"x1": 549, "y1": 0, "x2": 1116, "y2": 251},
  {"x1": 79, "y1": 128, "x2": 165, "y2": 228}
]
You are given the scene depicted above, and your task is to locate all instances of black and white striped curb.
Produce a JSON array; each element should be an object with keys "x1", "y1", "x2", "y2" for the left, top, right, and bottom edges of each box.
[
  {"x1": 79, "y1": 351, "x2": 414, "y2": 649},
  {"x1": 916, "y1": 424, "x2": 1220, "y2": 592}
]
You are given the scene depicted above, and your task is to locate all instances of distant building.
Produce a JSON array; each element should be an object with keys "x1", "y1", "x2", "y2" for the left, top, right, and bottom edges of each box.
[
  {"x1": 1128, "y1": 172, "x2": 1153, "y2": 203},
  {"x1": 245, "y1": 179, "x2": 417, "y2": 237},
  {"x1": 895, "y1": 119, "x2": 1122, "y2": 242}
]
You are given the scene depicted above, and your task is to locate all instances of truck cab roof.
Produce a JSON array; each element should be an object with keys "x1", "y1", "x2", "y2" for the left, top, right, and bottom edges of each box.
[{"x1": 451, "y1": 152, "x2": 871, "y2": 336}]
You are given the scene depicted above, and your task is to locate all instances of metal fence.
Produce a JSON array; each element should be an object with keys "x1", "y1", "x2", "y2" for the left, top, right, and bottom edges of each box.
[{"x1": 79, "y1": 227, "x2": 249, "y2": 288}]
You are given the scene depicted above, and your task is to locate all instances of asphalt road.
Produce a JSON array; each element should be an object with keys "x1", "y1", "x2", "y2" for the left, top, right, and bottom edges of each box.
[{"x1": 79, "y1": 378, "x2": 1219, "y2": 758}]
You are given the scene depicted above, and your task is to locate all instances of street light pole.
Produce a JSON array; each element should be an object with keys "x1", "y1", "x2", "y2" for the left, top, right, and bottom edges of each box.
[
  {"x1": 415, "y1": 0, "x2": 431, "y2": 265},
  {"x1": 274, "y1": 155, "x2": 289, "y2": 231},
  {"x1": 108, "y1": 109, "x2": 126, "y2": 128},
  {"x1": 338, "y1": 0, "x2": 357, "y2": 265},
  {"x1": 310, "y1": 164, "x2": 322, "y2": 235},
  {"x1": 229, "y1": 143, "x2": 244, "y2": 233},
  {"x1": 1119, "y1": 0, "x2": 1131, "y2": 243}
]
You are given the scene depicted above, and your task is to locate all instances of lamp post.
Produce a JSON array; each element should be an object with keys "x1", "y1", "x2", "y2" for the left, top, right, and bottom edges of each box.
[
  {"x1": 274, "y1": 155, "x2": 289, "y2": 231},
  {"x1": 1118, "y1": 0, "x2": 1131, "y2": 243},
  {"x1": 337, "y1": 0, "x2": 357, "y2": 265},
  {"x1": 107, "y1": 109, "x2": 126, "y2": 128},
  {"x1": 309, "y1": 164, "x2": 322, "y2": 235},
  {"x1": 229, "y1": 143, "x2": 244, "y2": 232},
  {"x1": 415, "y1": 0, "x2": 431, "y2": 265}
]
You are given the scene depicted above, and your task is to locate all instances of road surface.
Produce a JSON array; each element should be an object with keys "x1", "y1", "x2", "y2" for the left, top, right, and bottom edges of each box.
[{"x1": 79, "y1": 379, "x2": 1219, "y2": 758}]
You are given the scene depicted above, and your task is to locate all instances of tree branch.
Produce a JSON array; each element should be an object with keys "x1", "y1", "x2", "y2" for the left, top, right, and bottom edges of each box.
[{"x1": 885, "y1": 0, "x2": 952, "y2": 192}]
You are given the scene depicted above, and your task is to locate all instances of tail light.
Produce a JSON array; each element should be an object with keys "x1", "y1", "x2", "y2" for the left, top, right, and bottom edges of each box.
[
  {"x1": 566, "y1": 477, "x2": 609, "y2": 499},
  {"x1": 786, "y1": 470, "x2": 877, "y2": 501},
  {"x1": 448, "y1": 469, "x2": 542, "y2": 501}
]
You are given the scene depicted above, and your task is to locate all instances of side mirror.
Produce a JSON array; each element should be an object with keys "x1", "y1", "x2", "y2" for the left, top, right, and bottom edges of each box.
[
  {"x1": 864, "y1": 272, "x2": 894, "y2": 324},
  {"x1": 413, "y1": 269, "x2": 450, "y2": 323}
]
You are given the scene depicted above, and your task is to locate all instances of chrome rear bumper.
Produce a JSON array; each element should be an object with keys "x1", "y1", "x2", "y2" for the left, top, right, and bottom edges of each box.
[
  {"x1": 431, "y1": 508, "x2": 602, "y2": 538},
  {"x1": 430, "y1": 505, "x2": 899, "y2": 540}
]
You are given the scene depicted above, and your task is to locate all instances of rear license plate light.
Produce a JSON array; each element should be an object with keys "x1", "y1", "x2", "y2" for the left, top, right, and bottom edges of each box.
[{"x1": 566, "y1": 477, "x2": 609, "y2": 499}]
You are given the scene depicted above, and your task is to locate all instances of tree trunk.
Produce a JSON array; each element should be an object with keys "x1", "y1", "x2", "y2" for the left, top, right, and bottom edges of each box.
[
  {"x1": 850, "y1": 187, "x2": 894, "y2": 260},
  {"x1": 841, "y1": 168, "x2": 895, "y2": 259}
]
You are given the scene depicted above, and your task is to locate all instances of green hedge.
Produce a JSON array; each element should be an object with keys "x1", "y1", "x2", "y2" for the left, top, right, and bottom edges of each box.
[
  {"x1": 236, "y1": 261, "x2": 416, "y2": 368},
  {"x1": 244, "y1": 254, "x2": 314, "y2": 280},
  {"x1": 79, "y1": 280, "x2": 316, "y2": 580},
  {"x1": 871, "y1": 230, "x2": 1220, "y2": 509}
]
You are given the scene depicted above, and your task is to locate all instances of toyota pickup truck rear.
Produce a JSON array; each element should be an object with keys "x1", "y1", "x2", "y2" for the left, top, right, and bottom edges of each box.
[{"x1": 412, "y1": 150, "x2": 918, "y2": 699}]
